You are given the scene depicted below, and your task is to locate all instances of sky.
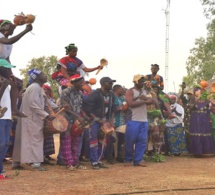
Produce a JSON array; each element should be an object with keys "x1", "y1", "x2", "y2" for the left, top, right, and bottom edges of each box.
[{"x1": 2, "y1": 0, "x2": 209, "y2": 92}]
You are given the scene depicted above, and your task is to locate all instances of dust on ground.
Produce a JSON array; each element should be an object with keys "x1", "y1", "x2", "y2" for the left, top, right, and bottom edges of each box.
[{"x1": 2, "y1": 135, "x2": 215, "y2": 195}]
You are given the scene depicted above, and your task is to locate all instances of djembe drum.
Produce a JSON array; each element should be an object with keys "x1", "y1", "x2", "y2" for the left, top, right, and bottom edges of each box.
[
  {"x1": 43, "y1": 105, "x2": 68, "y2": 137},
  {"x1": 101, "y1": 121, "x2": 114, "y2": 135},
  {"x1": 115, "y1": 124, "x2": 126, "y2": 134},
  {"x1": 71, "y1": 119, "x2": 90, "y2": 137}
]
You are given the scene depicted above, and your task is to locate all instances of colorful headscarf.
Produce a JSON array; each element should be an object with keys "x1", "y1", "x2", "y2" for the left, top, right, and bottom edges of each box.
[
  {"x1": 42, "y1": 84, "x2": 54, "y2": 98},
  {"x1": 65, "y1": 43, "x2": 77, "y2": 54},
  {"x1": 70, "y1": 74, "x2": 83, "y2": 82},
  {"x1": 193, "y1": 84, "x2": 202, "y2": 94},
  {"x1": 28, "y1": 68, "x2": 42, "y2": 85},
  {"x1": 0, "y1": 20, "x2": 12, "y2": 28}
]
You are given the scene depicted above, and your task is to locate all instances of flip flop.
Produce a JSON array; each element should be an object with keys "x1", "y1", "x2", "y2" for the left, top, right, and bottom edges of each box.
[
  {"x1": 43, "y1": 158, "x2": 54, "y2": 165},
  {"x1": 134, "y1": 162, "x2": 147, "y2": 167},
  {"x1": 75, "y1": 164, "x2": 87, "y2": 170},
  {"x1": 12, "y1": 165, "x2": 25, "y2": 170},
  {"x1": 31, "y1": 166, "x2": 47, "y2": 171},
  {"x1": 67, "y1": 165, "x2": 76, "y2": 171}
]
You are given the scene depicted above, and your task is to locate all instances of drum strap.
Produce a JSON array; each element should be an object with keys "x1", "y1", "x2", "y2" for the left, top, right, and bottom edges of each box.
[
  {"x1": 98, "y1": 134, "x2": 107, "y2": 162},
  {"x1": 98, "y1": 90, "x2": 114, "y2": 120}
]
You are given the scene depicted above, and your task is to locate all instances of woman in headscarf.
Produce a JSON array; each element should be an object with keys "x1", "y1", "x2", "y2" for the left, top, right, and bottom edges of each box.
[
  {"x1": 166, "y1": 95, "x2": 188, "y2": 155},
  {"x1": 52, "y1": 43, "x2": 104, "y2": 88},
  {"x1": 145, "y1": 82, "x2": 165, "y2": 157},
  {"x1": 12, "y1": 69, "x2": 55, "y2": 171},
  {"x1": 42, "y1": 84, "x2": 57, "y2": 164},
  {"x1": 188, "y1": 85, "x2": 215, "y2": 156}
]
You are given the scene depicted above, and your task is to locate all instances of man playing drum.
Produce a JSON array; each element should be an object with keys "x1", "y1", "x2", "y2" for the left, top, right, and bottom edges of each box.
[
  {"x1": 12, "y1": 69, "x2": 55, "y2": 171},
  {"x1": 84, "y1": 77, "x2": 116, "y2": 169},
  {"x1": 60, "y1": 74, "x2": 89, "y2": 171}
]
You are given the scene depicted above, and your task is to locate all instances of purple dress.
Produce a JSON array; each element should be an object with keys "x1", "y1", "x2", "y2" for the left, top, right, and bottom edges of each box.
[{"x1": 189, "y1": 100, "x2": 215, "y2": 155}]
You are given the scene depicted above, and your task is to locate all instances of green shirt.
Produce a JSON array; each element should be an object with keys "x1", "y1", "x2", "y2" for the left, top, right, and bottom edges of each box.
[{"x1": 210, "y1": 113, "x2": 215, "y2": 129}]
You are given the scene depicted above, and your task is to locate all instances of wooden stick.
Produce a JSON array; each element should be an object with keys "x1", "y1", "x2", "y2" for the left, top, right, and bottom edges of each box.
[
  {"x1": 55, "y1": 107, "x2": 65, "y2": 116},
  {"x1": 96, "y1": 66, "x2": 103, "y2": 75}
]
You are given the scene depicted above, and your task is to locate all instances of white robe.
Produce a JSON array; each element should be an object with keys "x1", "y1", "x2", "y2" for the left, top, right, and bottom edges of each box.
[{"x1": 13, "y1": 83, "x2": 49, "y2": 163}]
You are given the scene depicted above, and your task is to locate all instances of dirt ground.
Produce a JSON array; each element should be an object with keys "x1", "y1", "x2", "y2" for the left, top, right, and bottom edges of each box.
[{"x1": 2, "y1": 135, "x2": 215, "y2": 195}]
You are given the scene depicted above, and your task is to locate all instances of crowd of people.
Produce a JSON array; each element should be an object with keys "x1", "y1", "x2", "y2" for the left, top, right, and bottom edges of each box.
[{"x1": 1, "y1": 19, "x2": 215, "y2": 180}]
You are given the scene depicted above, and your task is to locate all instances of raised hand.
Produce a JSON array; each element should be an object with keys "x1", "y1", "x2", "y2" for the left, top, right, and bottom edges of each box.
[{"x1": 25, "y1": 24, "x2": 33, "y2": 32}]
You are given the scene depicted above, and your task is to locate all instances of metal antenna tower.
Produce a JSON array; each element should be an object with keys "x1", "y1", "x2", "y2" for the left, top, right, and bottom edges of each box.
[{"x1": 164, "y1": 0, "x2": 170, "y2": 92}]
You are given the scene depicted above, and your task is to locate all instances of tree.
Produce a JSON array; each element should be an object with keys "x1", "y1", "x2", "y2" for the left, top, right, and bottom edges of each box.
[
  {"x1": 200, "y1": 0, "x2": 215, "y2": 19},
  {"x1": 183, "y1": 10, "x2": 215, "y2": 87},
  {"x1": 20, "y1": 55, "x2": 59, "y2": 99}
]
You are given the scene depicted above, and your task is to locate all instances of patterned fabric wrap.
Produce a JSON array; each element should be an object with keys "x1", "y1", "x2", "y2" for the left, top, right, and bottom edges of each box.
[
  {"x1": 60, "y1": 133, "x2": 80, "y2": 166},
  {"x1": 166, "y1": 124, "x2": 188, "y2": 154},
  {"x1": 43, "y1": 135, "x2": 55, "y2": 156},
  {"x1": 189, "y1": 100, "x2": 215, "y2": 154},
  {"x1": 114, "y1": 95, "x2": 125, "y2": 127},
  {"x1": 60, "y1": 84, "x2": 83, "y2": 171},
  {"x1": 59, "y1": 56, "x2": 83, "y2": 72}
]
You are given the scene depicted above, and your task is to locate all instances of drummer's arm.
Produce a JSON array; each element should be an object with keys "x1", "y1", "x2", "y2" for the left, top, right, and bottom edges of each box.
[
  {"x1": 89, "y1": 113, "x2": 99, "y2": 121},
  {"x1": 62, "y1": 104, "x2": 79, "y2": 118},
  {"x1": 81, "y1": 110, "x2": 90, "y2": 121},
  {"x1": 60, "y1": 90, "x2": 78, "y2": 117},
  {"x1": 65, "y1": 108, "x2": 77, "y2": 117},
  {"x1": 29, "y1": 87, "x2": 49, "y2": 120},
  {"x1": 63, "y1": 106, "x2": 83, "y2": 121}
]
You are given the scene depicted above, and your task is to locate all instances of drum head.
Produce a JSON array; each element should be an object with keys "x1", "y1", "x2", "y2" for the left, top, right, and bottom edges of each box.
[
  {"x1": 115, "y1": 125, "x2": 126, "y2": 134},
  {"x1": 53, "y1": 115, "x2": 68, "y2": 132},
  {"x1": 102, "y1": 122, "x2": 114, "y2": 134}
]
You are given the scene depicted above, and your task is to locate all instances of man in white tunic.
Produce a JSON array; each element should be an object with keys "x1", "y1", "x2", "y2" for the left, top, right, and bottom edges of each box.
[{"x1": 12, "y1": 69, "x2": 55, "y2": 171}]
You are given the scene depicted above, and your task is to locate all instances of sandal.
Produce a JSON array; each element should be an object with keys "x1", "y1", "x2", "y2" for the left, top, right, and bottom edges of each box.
[
  {"x1": 31, "y1": 166, "x2": 47, "y2": 171},
  {"x1": 134, "y1": 162, "x2": 147, "y2": 167},
  {"x1": 12, "y1": 165, "x2": 25, "y2": 170},
  {"x1": 124, "y1": 162, "x2": 132, "y2": 167},
  {"x1": 75, "y1": 164, "x2": 87, "y2": 170},
  {"x1": 67, "y1": 165, "x2": 76, "y2": 171},
  {"x1": 45, "y1": 156, "x2": 55, "y2": 161},
  {"x1": 43, "y1": 158, "x2": 54, "y2": 165},
  {"x1": 0, "y1": 173, "x2": 9, "y2": 180}
]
